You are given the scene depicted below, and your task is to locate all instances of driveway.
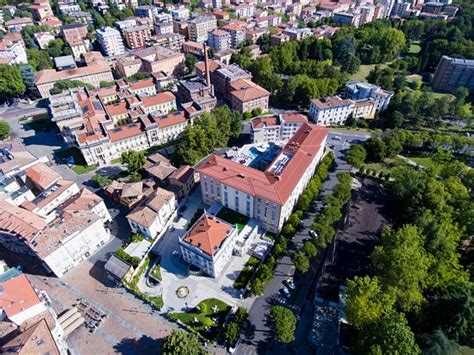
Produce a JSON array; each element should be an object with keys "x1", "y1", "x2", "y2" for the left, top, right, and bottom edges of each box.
[{"x1": 236, "y1": 130, "x2": 369, "y2": 355}]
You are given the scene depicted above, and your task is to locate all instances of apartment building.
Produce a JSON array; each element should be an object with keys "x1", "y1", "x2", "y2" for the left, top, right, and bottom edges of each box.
[
  {"x1": 232, "y1": 3, "x2": 255, "y2": 17},
  {"x1": 34, "y1": 31, "x2": 55, "y2": 49},
  {"x1": 5, "y1": 17, "x2": 34, "y2": 32},
  {"x1": 333, "y1": 11, "x2": 361, "y2": 27},
  {"x1": 127, "y1": 188, "x2": 177, "y2": 239},
  {"x1": 222, "y1": 21, "x2": 246, "y2": 48},
  {"x1": 432, "y1": 56, "x2": 474, "y2": 93},
  {"x1": 0, "y1": 35, "x2": 27, "y2": 64},
  {"x1": 152, "y1": 33, "x2": 185, "y2": 52},
  {"x1": 251, "y1": 113, "x2": 308, "y2": 143},
  {"x1": 230, "y1": 79, "x2": 270, "y2": 113},
  {"x1": 28, "y1": 0, "x2": 53, "y2": 20},
  {"x1": 131, "y1": 45, "x2": 185, "y2": 75},
  {"x1": 341, "y1": 80, "x2": 393, "y2": 111},
  {"x1": 198, "y1": 123, "x2": 328, "y2": 233},
  {"x1": 208, "y1": 29, "x2": 231, "y2": 51},
  {"x1": 188, "y1": 15, "x2": 217, "y2": 42},
  {"x1": 154, "y1": 21, "x2": 174, "y2": 35},
  {"x1": 309, "y1": 96, "x2": 354, "y2": 126},
  {"x1": 61, "y1": 23, "x2": 88, "y2": 43},
  {"x1": 123, "y1": 25, "x2": 152, "y2": 50},
  {"x1": 35, "y1": 52, "x2": 114, "y2": 98},
  {"x1": 96, "y1": 26, "x2": 125, "y2": 57},
  {"x1": 179, "y1": 213, "x2": 238, "y2": 277}
]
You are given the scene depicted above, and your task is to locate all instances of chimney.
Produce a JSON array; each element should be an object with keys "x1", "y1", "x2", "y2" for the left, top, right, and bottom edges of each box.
[{"x1": 203, "y1": 43, "x2": 211, "y2": 89}]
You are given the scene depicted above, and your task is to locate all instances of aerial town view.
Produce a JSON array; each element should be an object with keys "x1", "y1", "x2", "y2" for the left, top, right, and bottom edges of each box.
[{"x1": 0, "y1": 0, "x2": 473, "y2": 352}]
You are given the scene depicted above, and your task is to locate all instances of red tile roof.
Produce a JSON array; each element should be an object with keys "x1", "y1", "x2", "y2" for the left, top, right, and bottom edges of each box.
[
  {"x1": 155, "y1": 111, "x2": 186, "y2": 128},
  {"x1": 108, "y1": 123, "x2": 144, "y2": 143},
  {"x1": 182, "y1": 214, "x2": 235, "y2": 256},
  {"x1": 0, "y1": 274, "x2": 42, "y2": 319},
  {"x1": 251, "y1": 115, "x2": 279, "y2": 129},
  {"x1": 281, "y1": 113, "x2": 308, "y2": 123},
  {"x1": 198, "y1": 124, "x2": 328, "y2": 205},
  {"x1": 142, "y1": 92, "x2": 175, "y2": 107}
]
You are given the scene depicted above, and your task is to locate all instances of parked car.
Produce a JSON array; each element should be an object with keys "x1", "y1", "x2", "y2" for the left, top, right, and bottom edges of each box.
[
  {"x1": 332, "y1": 135, "x2": 342, "y2": 140},
  {"x1": 308, "y1": 230, "x2": 318, "y2": 238},
  {"x1": 280, "y1": 287, "x2": 291, "y2": 299},
  {"x1": 284, "y1": 279, "x2": 296, "y2": 290}
]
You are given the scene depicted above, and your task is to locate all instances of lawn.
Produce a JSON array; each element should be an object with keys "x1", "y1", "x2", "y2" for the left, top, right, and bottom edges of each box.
[
  {"x1": 216, "y1": 207, "x2": 250, "y2": 234},
  {"x1": 349, "y1": 63, "x2": 390, "y2": 82},
  {"x1": 362, "y1": 157, "x2": 408, "y2": 176},
  {"x1": 409, "y1": 156, "x2": 441, "y2": 174},
  {"x1": 408, "y1": 43, "x2": 421, "y2": 54},
  {"x1": 56, "y1": 148, "x2": 96, "y2": 175},
  {"x1": 149, "y1": 261, "x2": 161, "y2": 282},
  {"x1": 110, "y1": 157, "x2": 122, "y2": 164},
  {"x1": 330, "y1": 126, "x2": 376, "y2": 135},
  {"x1": 233, "y1": 256, "x2": 260, "y2": 290},
  {"x1": 168, "y1": 298, "x2": 231, "y2": 340}
]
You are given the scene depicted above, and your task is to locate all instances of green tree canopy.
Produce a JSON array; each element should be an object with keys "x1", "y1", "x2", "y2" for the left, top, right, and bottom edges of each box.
[
  {"x1": 270, "y1": 306, "x2": 297, "y2": 344},
  {"x1": 161, "y1": 330, "x2": 207, "y2": 355},
  {"x1": 121, "y1": 150, "x2": 147, "y2": 175},
  {"x1": 0, "y1": 65, "x2": 26, "y2": 99}
]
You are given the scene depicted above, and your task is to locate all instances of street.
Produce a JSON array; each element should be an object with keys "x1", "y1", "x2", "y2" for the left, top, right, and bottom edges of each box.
[{"x1": 236, "y1": 130, "x2": 369, "y2": 355}]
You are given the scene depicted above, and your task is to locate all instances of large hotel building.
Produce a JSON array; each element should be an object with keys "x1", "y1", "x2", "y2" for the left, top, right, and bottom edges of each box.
[{"x1": 197, "y1": 123, "x2": 328, "y2": 233}]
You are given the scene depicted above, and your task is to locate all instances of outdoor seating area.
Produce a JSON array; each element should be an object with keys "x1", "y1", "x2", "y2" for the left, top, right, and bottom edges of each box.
[
  {"x1": 76, "y1": 298, "x2": 108, "y2": 333},
  {"x1": 227, "y1": 142, "x2": 282, "y2": 171},
  {"x1": 308, "y1": 297, "x2": 340, "y2": 350}
]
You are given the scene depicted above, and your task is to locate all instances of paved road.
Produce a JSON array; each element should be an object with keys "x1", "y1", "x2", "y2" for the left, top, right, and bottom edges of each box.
[{"x1": 236, "y1": 131, "x2": 369, "y2": 355}]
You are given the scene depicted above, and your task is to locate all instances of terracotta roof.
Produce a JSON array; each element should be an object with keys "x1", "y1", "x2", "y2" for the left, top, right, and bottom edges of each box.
[
  {"x1": 145, "y1": 162, "x2": 176, "y2": 180},
  {"x1": 142, "y1": 92, "x2": 175, "y2": 107},
  {"x1": 0, "y1": 274, "x2": 42, "y2": 319},
  {"x1": 35, "y1": 61, "x2": 110, "y2": 85},
  {"x1": 155, "y1": 111, "x2": 187, "y2": 128},
  {"x1": 251, "y1": 115, "x2": 279, "y2": 129},
  {"x1": 29, "y1": 179, "x2": 76, "y2": 210},
  {"x1": 198, "y1": 124, "x2": 328, "y2": 205},
  {"x1": 60, "y1": 188, "x2": 103, "y2": 213},
  {"x1": 230, "y1": 82, "x2": 270, "y2": 103},
  {"x1": 169, "y1": 165, "x2": 194, "y2": 184},
  {"x1": 108, "y1": 123, "x2": 144, "y2": 143},
  {"x1": 127, "y1": 188, "x2": 175, "y2": 227},
  {"x1": 105, "y1": 101, "x2": 129, "y2": 116},
  {"x1": 25, "y1": 163, "x2": 61, "y2": 191},
  {"x1": 195, "y1": 60, "x2": 221, "y2": 74},
  {"x1": 121, "y1": 182, "x2": 143, "y2": 198},
  {"x1": 1, "y1": 319, "x2": 60, "y2": 355},
  {"x1": 0, "y1": 201, "x2": 46, "y2": 243},
  {"x1": 5, "y1": 18, "x2": 33, "y2": 26},
  {"x1": 182, "y1": 214, "x2": 235, "y2": 256},
  {"x1": 129, "y1": 78, "x2": 155, "y2": 91},
  {"x1": 310, "y1": 96, "x2": 353, "y2": 109},
  {"x1": 281, "y1": 113, "x2": 308, "y2": 123}
]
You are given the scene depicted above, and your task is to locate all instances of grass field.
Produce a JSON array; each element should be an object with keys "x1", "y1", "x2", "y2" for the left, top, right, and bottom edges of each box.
[
  {"x1": 168, "y1": 298, "x2": 231, "y2": 340},
  {"x1": 409, "y1": 157, "x2": 441, "y2": 174},
  {"x1": 349, "y1": 63, "x2": 390, "y2": 82},
  {"x1": 56, "y1": 148, "x2": 96, "y2": 175},
  {"x1": 216, "y1": 207, "x2": 250, "y2": 234},
  {"x1": 408, "y1": 44, "x2": 421, "y2": 54}
]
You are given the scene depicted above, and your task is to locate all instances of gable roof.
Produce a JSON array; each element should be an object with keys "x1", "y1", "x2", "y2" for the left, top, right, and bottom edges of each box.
[{"x1": 0, "y1": 274, "x2": 42, "y2": 320}]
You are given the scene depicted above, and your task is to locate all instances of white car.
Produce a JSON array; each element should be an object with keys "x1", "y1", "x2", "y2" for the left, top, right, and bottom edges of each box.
[
  {"x1": 285, "y1": 279, "x2": 296, "y2": 290},
  {"x1": 280, "y1": 287, "x2": 291, "y2": 298},
  {"x1": 332, "y1": 135, "x2": 342, "y2": 140}
]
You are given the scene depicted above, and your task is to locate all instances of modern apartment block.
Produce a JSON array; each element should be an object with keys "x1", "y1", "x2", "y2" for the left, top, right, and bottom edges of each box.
[
  {"x1": 96, "y1": 26, "x2": 125, "y2": 57},
  {"x1": 188, "y1": 15, "x2": 217, "y2": 43},
  {"x1": 123, "y1": 25, "x2": 152, "y2": 49},
  {"x1": 208, "y1": 29, "x2": 231, "y2": 51},
  {"x1": 432, "y1": 56, "x2": 474, "y2": 93},
  {"x1": 341, "y1": 80, "x2": 393, "y2": 111},
  {"x1": 309, "y1": 96, "x2": 355, "y2": 126},
  {"x1": 198, "y1": 123, "x2": 328, "y2": 233}
]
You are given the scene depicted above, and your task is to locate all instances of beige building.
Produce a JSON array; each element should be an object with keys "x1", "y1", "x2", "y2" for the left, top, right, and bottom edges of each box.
[
  {"x1": 35, "y1": 52, "x2": 113, "y2": 98},
  {"x1": 229, "y1": 79, "x2": 270, "y2": 113},
  {"x1": 188, "y1": 15, "x2": 217, "y2": 43},
  {"x1": 123, "y1": 25, "x2": 152, "y2": 49}
]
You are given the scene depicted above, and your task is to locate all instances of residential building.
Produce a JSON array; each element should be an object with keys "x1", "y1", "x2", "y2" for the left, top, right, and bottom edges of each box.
[
  {"x1": 28, "y1": 0, "x2": 53, "y2": 21},
  {"x1": 313, "y1": 25, "x2": 339, "y2": 39},
  {"x1": 68, "y1": 38, "x2": 90, "y2": 60},
  {"x1": 54, "y1": 55, "x2": 76, "y2": 70},
  {"x1": 151, "y1": 33, "x2": 185, "y2": 52},
  {"x1": 179, "y1": 213, "x2": 238, "y2": 277},
  {"x1": 70, "y1": 11, "x2": 93, "y2": 24},
  {"x1": 341, "y1": 80, "x2": 393, "y2": 111},
  {"x1": 167, "y1": 165, "x2": 195, "y2": 200},
  {"x1": 198, "y1": 123, "x2": 329, "y2": 233},
  {"x1": 222, "y1": 21, "x2": 246, "y2": 48},
  {"x1": 130, "y1": 45, "x2": 185, "y2": 75},
  {"x1": 135, "y1": 5, "x2": 155, "y2": 19},
  {"x1": 232, "y1": 3, "x2": 255, "y2": 17},
  {"x1": 127, "y1": 188, "x2": 177, "y2": 239},
  {"x1": 188, "y1": 15, "x2": 217, "y2": 43},
  {"x1": 333, "y1": 11, "x2": 361, "y2": 27},
  {"x1": 96, "y1": 26, "x2": 125, "y2": 57},
  {"x1": 0, "y1": 35, "x2": 27, "y2": 64},
  {"x1": 105, "y1": 180, "x2": 154, "y2": 209},
  {"x1": 61, "y1": 23, "x2": 88, "y2": 44},
  {"x1": 250, "y1": 113, "x2": 308, "y2": 143},
  {"x1": 59, "y1": 3, "x2": 81, "y2": 15},
  {"x1": 115, "y1": 18, "x2": 137, "y2": 31},
  {"x1": 154, "y1": 21, "x2": 174, "y2": 35},
  {"x1": 183, "y1": 41, "x2": 205, "y2": 57},
  {"x1": 208, "y1": 29, "x2": 231, "y2": 51},
  {"x1": 35, "y1": 52, "x2": 113, "y2": 98},
  {"x1": 309, "y1": 96, "x2": 354, "y2": 126},
  {"x1": 5, "y1": 17, "x2": 33, "y2": 32},
  {"x1": 34, "y1": 31, "x2": 55, "y2": 49},
  {"x1": 0, "y1": 141, "x2": 49, "y2": 177},
  {"x1": 431, "y1": 56, "x2": 474, "y2": 93},
  {"x1": 171, "y1": 7, "x2": 190, "y2": 20},
  {"x1": 229, "y1": 79, "x2": 270, "y2": 113},
  {"x1": 123, "y1": 25, "x2": 152, "y2": 49}
]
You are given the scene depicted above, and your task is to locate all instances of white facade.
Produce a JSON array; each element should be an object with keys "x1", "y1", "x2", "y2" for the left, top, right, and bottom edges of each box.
[
  {"x1": 96, "y1": 26, "x2": 125, "y2": 57},
  {"x1": 0, "y1": 40, "x2": 27, "y2": 64},
  {"x1": 6, "y1": 302, "x2": 47, "y2": 326},
  {"x1": 43, "y1": 218, "x2": 110, "y2": 277},
  {"x1": 309, "y1": 97, "x2": 354, "y2": 126},
  {"x1": 171, "y1": 7, "x2": 190, "y2": 20},
  {"x1": 35, "y1": 32, "x2": 55, "y2": 49},
  {"x1": 188, "y1": 16, "x2": 217, "y2": 43},
  {"x1": 32, "y1": 182, "x2": 81, "y2": 218}
]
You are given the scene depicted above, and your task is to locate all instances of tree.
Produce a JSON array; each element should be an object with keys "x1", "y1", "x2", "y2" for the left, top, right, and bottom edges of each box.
[
  {"x1": 270, "y1": 306, "x2": 297, "y2": 344},
  {"x1": 121, "y1": 150, "x2": 146, "y2": 175},
  {"x1": 161, "y1": 330, "x2": 206, "y2": 355},
  {"x1": 419, "y1": 330, "x2": 459, "y2": 355},
  {"x1": 346, "y1": 144, "x2": 367, "y2": 168},
  {"x1": 0, "y1": 65, "x2": 26, "y2": 99},
  {"x1": 291, "y1": 252, "x2": 310, "y2": 273},
  {"x1": 185, "y1": 54, "x2": 197, "y2": 73},
  {"x1": 250, "y1": 277, "x2": 265, "y2": 296},
  {"x1": 356, "y1": 312, "x2": 420, "y2": 355},
  {"x1": 19, "y1": 64, "x2": 36, "y2": 94},
  {"x1": 26, "y1": 48, "x2": 53, "y2": 70},
  {"x1": 345, "y1": 276, "x2": 394, "y2": 329},
  {"x1": 301, "y1": 241, "x2": 317, "y2": 258},
  {"x1": 0, "y1": 121, "x2": 11, "y2": 139},
  {"x1": 364, "y1": 137, "x2": 386, "y2": 162},
  {"x1": 50, "y1": 80, "x2": 94, "y2": 95},
  {"x1": 372, "y1": 226, "x2": 431, "y2": 312},
  {"x1": 91, "y1": 174, "x2": 111, "y2": 188}
]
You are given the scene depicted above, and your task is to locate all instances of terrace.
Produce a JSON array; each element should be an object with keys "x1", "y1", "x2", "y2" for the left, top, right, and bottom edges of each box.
[{"x1": 227, "y1": 142, "x2": 281, "y2": 171}]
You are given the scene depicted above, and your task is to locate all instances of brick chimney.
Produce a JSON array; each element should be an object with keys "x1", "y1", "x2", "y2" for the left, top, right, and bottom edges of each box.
[{"x1": 203, "y1": 43, "x2": 211, "y2": 89}]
